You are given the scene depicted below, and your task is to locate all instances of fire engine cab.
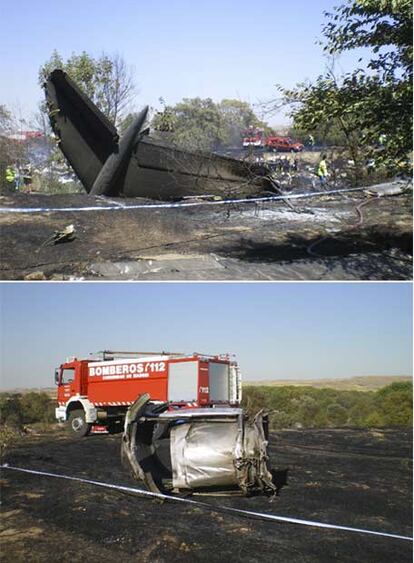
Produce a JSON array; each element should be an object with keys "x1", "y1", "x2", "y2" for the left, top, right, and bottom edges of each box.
[{"x1": 55, "y1": 351, "x2": 242, "y2": 436}]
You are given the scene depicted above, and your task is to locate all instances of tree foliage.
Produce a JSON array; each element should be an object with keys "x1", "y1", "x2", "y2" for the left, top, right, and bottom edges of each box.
[
  {"x1": 322, "y1": 0, "x2": 412, "y2": 80},
  {"x1": 152, "y1": 97, "x2": 269, "y2": 151},
  {"x1": 0, "y1": 392, "x2": 55, "y2": 428},
  {"x1": 376, "y1": 381, "x2": 413, "y2": 425},
  {"x1": 39, "y1": 50, "x2": 136, "y2": 126},
  {"x1": 0, "y1": 105, "x2": 14, "y2": 190},
  {"x1": 276, "y1": 1, "x2": 412, "y2": 176},
  {"x1": 242, "y1": 381, "x2": 412, "y2": 429},
  {"x1": 0, "y1": 105, "x2": 27, "y2": 193}
]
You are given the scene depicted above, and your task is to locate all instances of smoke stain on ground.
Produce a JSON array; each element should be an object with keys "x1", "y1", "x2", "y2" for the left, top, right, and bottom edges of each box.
[
  {"x1": 1, "y1": 428, "x2": 412, "y2": 562},
  {"x1": 0, "y1": 190, "x2": 412, "y2": 280}
]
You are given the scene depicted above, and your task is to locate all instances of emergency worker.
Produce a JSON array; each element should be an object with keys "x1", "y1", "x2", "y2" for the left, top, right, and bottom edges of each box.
[
  {"x1": 307, "y1": 134, "x2": 315, "y2": 151},
  {"x1": 316, "y1": 154, "x2": 328, "y2": 187},
  {"x1": 5, "y1": 165, "x2": 16, "y2": 189}
]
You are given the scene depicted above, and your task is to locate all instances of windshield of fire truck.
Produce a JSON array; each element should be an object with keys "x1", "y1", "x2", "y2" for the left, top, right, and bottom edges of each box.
[{"x1": 60, "y1": 368, "x2": 75, "y2": 384}]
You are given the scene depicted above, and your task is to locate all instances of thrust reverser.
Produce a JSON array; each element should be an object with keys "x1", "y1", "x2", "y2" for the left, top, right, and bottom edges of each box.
[{"x1": 121, "y1": 394, "x2": 276, "y2": 496}]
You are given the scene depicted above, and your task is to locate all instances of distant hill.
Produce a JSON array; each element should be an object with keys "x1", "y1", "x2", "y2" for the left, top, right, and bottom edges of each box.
[
  {"x1": 243, "y1": 375, "x2": 412, "y2": 391},
  {"x1": 2, "y1": 376, "x2": 412, "y2": 396},
  {"x1": 0, "y1": 387, "x2": 56, "y2": 398}
]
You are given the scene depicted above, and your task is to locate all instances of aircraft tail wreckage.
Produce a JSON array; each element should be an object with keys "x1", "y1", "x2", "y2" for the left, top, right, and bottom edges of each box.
[
  {"x1": 121, "y1": 394, "x2": 277, "y2": 496},
  {"x1": 44, "y1": 70, "x2": 273, "y2": 200}
]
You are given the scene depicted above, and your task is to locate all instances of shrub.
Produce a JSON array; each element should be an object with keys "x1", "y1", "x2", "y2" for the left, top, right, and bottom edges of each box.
[
  {"x1": 0, "y1": 391, "x2": 55, "y2": 428},
  {"x1": 376, "y1": 382, "x2": 413, "y2": 426},
  {"x1": 326, "y1": 403, "x2": 348, "y2": 426},
  {"x1": 0, "y1": 394, "x2": 24, "y2": 430},
  {"x1": 20, "y1": 392, "x2": 55, "y2": 424},
  {"x1": 0, "y1": 424, "x2": 21, "y2": 460},
  {"x1": 242, "y1": 382, "x2": 412, "y2": 429}
]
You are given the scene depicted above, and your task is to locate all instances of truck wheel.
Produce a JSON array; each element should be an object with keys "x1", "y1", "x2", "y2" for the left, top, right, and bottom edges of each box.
[{"x1": 68, "y1": 410, "x2": 91, "y2": 437}]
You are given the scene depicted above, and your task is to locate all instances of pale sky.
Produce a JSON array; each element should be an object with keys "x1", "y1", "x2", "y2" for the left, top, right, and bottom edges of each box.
[
  {"x1": 0, "y1": 282, "x2": 412, "y2": 389},
  {"x1": 2, "y1": 0, "x2": 370, "y2": 126}
]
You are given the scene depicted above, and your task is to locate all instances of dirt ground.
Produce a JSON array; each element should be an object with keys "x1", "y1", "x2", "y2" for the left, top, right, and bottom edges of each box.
[
  {"x1": 1, "y1": 428, "x2": 412, "y2": 562},
  {"x1": 0, "y1": 184, "x2": 412, "y2": 281}
]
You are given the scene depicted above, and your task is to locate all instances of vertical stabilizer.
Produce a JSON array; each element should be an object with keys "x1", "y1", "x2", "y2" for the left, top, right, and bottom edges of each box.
[{"x1": 44, "y1": 69, "x2": 119, "y2": 192}]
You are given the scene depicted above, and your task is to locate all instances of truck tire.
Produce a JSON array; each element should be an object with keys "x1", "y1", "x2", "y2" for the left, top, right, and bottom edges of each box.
[{"x1": 68, "y1": 409, "x2": 91, "y2": 438}]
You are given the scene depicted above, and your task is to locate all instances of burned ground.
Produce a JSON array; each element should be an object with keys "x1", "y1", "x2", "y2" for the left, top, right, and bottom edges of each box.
[
  {"x1": 0, "y1": 188, "x2": 412, "y2": 280},
  {"x1": 1, "y1": 428, "x2": 412, "y2": 562}
]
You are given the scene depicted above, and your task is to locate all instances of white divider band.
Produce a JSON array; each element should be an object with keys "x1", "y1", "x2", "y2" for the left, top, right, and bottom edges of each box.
[
  {"x1": 0, "y1": 186, "x2": 368, "y2": 214},
  {"x1": 1, "y1": 464, "x2": 411, "y2": 542}
]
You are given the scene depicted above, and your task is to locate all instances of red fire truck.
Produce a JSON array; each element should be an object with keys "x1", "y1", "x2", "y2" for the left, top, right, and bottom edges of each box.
[
  {"x1": 242, "y1": 128, "x2": 303, "y2": 152},
  {"x1": 242, "y1": 127, "x2": 265, "y2": 147},
  {"x1": 55, "y1": 351, "x2": 242, "y2": 437}
]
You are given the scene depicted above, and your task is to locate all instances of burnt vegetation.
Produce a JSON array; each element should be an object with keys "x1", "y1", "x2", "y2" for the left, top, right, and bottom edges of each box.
[{"x1": 1, "y1": 426, "x2": 412, "y2": 562}]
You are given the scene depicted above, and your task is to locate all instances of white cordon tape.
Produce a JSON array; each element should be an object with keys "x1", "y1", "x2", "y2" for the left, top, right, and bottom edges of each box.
[
  {"x1": 1, "y1": 464, "x2": 412, "y2": 542},
  {"x1": 0, "y1": 186, "x2": 369, "y2": 214}
]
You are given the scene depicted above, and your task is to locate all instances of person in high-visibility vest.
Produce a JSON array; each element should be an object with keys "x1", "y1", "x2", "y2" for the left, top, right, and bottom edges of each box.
[
  {"x1": 5, "y1": 165, "x2": 16, "y2": 188},
  {"x1": 316, "y1": 154, "x2": 328, "y2": 187}
]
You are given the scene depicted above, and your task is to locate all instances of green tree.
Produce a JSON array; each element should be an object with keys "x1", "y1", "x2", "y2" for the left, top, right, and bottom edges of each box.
[
  {"x1": 298, "y1": 395, "x2": 321, "y2": 427},
  {"x1": 242, "y1": 383, "x2": 412, "y2": 429},
  {"x1": 276, "y1": 0, "x2": 413, "y2": 176},
  {"x1": 0, "y1": 393, "x2": 24, "y2": 429},
  {"x1": 326, "y1": 402, "x2": 348, "y2": 426},
  {"x1": 376, "y1": 381, "x2": 413, "y2": 426},
  {"x1": 152, "y1": 97, "x2": 223, "y2": 151},
  {"x1": 39, "y1": 50, "x2": 136, "y2": 127},
  {"x1": 0, "y1": 105, "x2": 14, "y2": 192},
  {"x1": 322, "y1": 0, "x2": 412, "y2": 80},
  {"x1": 218, "y1": 99, "x2": 270, "y2": 146},
  {"x1": 36, "y1": 51, "x2": 137, "y2": 193},
  {"x1": 152, "y1": 97, "x2": 269, "y2": 151},
  {"x1": 20, "y1": 392, "x2": 55, "y2": 424},
  {"x1": 0, "y1": 105, "x2": 27, "y2": 193}
]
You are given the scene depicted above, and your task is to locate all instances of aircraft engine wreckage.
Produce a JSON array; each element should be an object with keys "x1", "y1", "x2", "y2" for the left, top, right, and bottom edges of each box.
[
  {"x1": 121, "y1": 394, "x2": 277, "y2": 496},
  {"x1": 44, "y1": 70, "x2": 273, "y2": 200}
]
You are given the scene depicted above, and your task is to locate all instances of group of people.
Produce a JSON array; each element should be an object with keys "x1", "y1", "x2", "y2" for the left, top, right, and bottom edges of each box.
[
  {"x1": 265, "y1": 156, "x2": 301, "y2": 174},
  {"x1": 258, "y1": 152, "x2": 330, "y2": 188}
]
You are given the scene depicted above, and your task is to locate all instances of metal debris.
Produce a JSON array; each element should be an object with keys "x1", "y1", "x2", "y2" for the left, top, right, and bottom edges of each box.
[
  {"x1": 44, "y1": 70, "x2": 273, "y2": 200},
  {"x1": 121, "y1": 394, "x2": 276, "y2": 496},
  {"x1": 36, "y1": 224, "x2": 76, "y2": 253}
]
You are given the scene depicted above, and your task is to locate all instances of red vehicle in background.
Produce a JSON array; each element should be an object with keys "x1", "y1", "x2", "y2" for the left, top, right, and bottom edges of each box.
[
  {"x1": 242, "y1": 128, "x2": 303, "y2": 152},
  {"x1": 242, "y1": 127, "x2": 265, "y2": 147},
  {"x1": 265, "y1": 136, "x2": 304, "y2": 152}
]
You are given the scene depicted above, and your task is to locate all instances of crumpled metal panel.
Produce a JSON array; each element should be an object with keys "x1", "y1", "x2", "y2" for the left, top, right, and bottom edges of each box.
[
  {"x1": 170, "y1": 412, "x2": 275, "y2": 494},
  {"x1": 171, "y1": 421, "x2": 240, "y2": 489},
  {"x1": 235, "y1": 411, "x2": 275, "y2": 494},
  {"x1": 122, "y1": 395, "x2": 276, "y2": 496}
]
